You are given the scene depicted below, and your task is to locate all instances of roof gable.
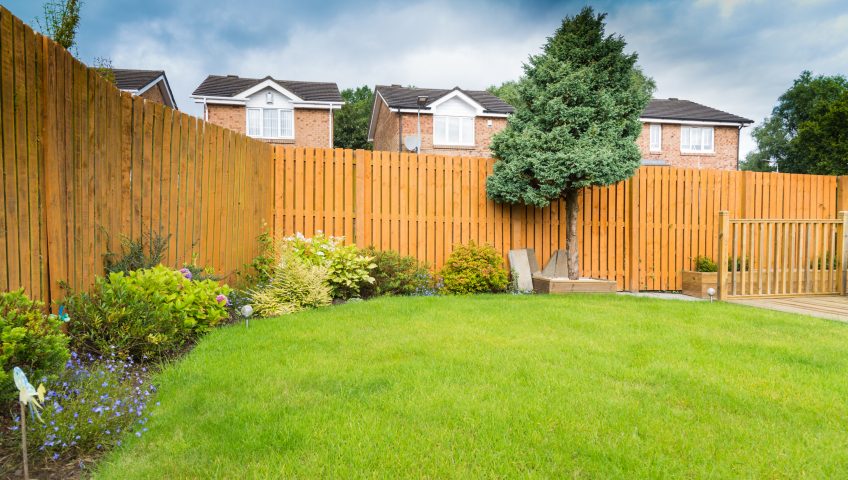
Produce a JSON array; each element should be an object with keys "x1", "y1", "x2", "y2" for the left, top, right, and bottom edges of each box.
[
  {"x1": 112, "y1": 68, "x2": 177, "y2": 109},
  {"x1": 374, "y1": 85, "x2": 514, "y2": 115}
]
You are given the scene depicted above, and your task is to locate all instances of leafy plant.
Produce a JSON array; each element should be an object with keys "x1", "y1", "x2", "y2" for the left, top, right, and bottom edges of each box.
[
  {"x1": 65, "y1": 266, "x2": 230, "y2": 361},
  {"x1": 439, "y1": 242, "x2": 509, "y2": 295},
  {"x1": 728, "y1": 256, "x2": 750, "y2": 272},
  {"x1": 693, "y1": 256, "x2": 718, "y2": 273},
  {"x1": 0, "y1": 290, "x2": 69, "y2": 396},
  {"x1": 104, "y1": 233, "x2": 170, "y2": 276},
  {"x1": 250, "y1": 250, "x2": 332, "y2": 317},
  {"x1": 281, "y1": 233, "x2": 375, "y2": 299},
  {"x1": 359, "y1": 248, "x2": 433, "y2": 298},
  {"x1": 12, "y1": 352, "x2": 156, "y2": 465}
]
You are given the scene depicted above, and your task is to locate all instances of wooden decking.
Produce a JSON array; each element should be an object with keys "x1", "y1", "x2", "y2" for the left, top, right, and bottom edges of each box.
[{"x1": 730, "y1": 295, "x2": 848, "y2": 322}]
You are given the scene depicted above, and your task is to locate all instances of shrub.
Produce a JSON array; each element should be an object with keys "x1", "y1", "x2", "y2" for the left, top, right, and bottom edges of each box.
[
  {"x1": 104, "y1": 233, "x2": 170, "y2": 275},
  {"x1": 439, "y1": 242, "x2": 509, "y2": 295},
  {"x1": 0, "y1": 290, "x2": 69, "y2": 395},
  {"x1": 693, "y1": 255, "x2": 718, "y2": 273},
  {"x1": 250, "y1": 251, "x2": 332, "y2": 317},
  {"x1": 12, "y1": 352, "x2": 156, "y2": 464},
  {"x1": 65, "y1": 266, "x2": 231, "y2": 361},
  {"x1": 281, "y1": 233, "x2": 375, "y2": 298},
  {"x1": 359, "y1": 248, "x2": 433, "y2": 298}
]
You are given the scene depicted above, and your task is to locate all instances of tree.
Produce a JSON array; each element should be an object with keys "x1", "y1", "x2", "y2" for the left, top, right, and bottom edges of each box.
[
  {"x1": 487, "y1": 80, "x2": 523, "y2": 109},
  {"x1": 741, "y1": 71, "x2": 848, "y2": 173},
  {"x1": 486, "y1": 7, "x2": 653, "y2": 280},
  {"x1": 792, "y1": 91, "x2": 848, "y2": 175},
  {"x1": 37, "y1": 0, "x2": 82, "y2": 50},
  {"x1": 334, "y1": 86, "x2": 373, "y2": 150}
]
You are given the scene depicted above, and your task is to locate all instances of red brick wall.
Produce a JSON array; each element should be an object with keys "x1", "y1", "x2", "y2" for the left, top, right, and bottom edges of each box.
[
  {"x1": 139, "y1": 82, "x2": 166, "y2": 105},
  {"x1": 637, "y1": 123, "x2": 740, "y2": 170},
  {"x1": 372, "y1": 100, "x2": 400, "y2": 152},
  {"x1": 205, "y1": 104, "x2": 332, "y2": 147},
  {"x1": 207, "y1": 104, "x2": 246, "y2": 134}
]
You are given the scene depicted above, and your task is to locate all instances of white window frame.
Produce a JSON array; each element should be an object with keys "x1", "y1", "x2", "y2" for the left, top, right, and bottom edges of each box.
[
  {"x1": 649, "y1": 124, "x2": 662, "y2": 152},
  {"x1": 680, "y1": 126, "x2": 714, "y2": 154},
  {"x1": 433, "y1": 115, "x2": 475, "y2": 147},
  {"x1": 246, "y1": 107, "x2": 295, "y2": 139}
]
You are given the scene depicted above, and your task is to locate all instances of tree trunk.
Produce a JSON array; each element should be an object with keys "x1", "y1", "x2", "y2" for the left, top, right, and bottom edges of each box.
[{"x1": 565, "y1": 189, "x2": 580, "y2": 280}]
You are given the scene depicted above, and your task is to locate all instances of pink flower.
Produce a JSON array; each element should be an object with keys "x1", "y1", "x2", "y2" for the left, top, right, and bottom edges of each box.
[{"x1": 216, "y1": 294, "x2": 228, "y2": 305}]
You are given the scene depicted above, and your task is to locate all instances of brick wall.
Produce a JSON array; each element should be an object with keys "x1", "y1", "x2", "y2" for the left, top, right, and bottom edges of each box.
[
  {"x1": 205, "y1": 104, "x2": 332, "y2": 147},
  {"x1": 207, "y1": 104, "x2": 246, "y2": 134},
  {"x1": 139, "y1": 82, "x2": 166, "y2": 105},
  {"x1": 390, "y1": 113, "x2": 507, "y2": 157},
  {"x1": 372, "y1": 100, "x2": 400, "y2": 152},
  {"x1": 637, "y1": 123, "x2": 740, "y2": 170}
]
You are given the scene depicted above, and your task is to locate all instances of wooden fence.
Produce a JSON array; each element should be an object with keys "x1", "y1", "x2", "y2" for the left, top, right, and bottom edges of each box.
[
  {"x1": 0, "y1": 7, "x2": 275, "y2": 306},
  {"x1": 717, "y1": 213, "x2": 847, "y2": 298},
  {"x1": 2, "y1": 6, "x2": 847, "y2": 306},
  {"x1": 273, "y1": 147, "x2": 847, "y2": 292}
]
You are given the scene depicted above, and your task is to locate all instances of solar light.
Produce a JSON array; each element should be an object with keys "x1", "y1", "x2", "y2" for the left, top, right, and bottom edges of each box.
[
  {"x1": 706, "y1": 287, "x2": 716, "y2": 302},
  {"x1": 240, "y1": 304, "x2": 254, "y2": 328}
]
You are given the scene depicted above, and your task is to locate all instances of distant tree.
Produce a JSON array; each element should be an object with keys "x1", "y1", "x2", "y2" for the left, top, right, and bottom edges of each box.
[
  {"x1": 742, "y1": 71, "x2": 848, "y2": 173},
  {"x1": 92, "y1": 56, "x2": 115, "y2": 83},
  {"x1": 37, "y1": 0, "x2": 82, "y2": 50},
  {"x1": 487, "y1": 80, "x2": 523, "y2": 109},
  {"x1": 334, "y1": 86, "x2": 373, "y2": 150},
  {"x1": 792, "y1": 91, "x2": 848, "y2": 175},
  {"x1": 486, "y1": 7, "x2": 653, "y2": 280}
]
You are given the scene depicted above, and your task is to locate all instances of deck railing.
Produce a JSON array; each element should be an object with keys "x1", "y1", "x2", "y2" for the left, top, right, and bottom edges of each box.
[{"x1": 718, "y1": 211, "x2": 848, "y2": 299}]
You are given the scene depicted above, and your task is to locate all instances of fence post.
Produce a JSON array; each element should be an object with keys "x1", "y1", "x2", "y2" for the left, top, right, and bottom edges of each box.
[
  {"x1": 717, "y1": 211, "x2": 730, "y2": 301},
  {"x1": 627, "y1": 171, "x2": 640, "y2": 291},
  {"x1": 353, "y1": 149, "x2": 367, "y2": 249},
  {"x1": 839, "y1": 211, "x2": 848, "y2": 295}
]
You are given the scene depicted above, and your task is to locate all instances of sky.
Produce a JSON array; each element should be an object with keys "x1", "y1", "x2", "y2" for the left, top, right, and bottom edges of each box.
[{"x1": 6, "y1": 0, "x2": 848, "y2": 157}]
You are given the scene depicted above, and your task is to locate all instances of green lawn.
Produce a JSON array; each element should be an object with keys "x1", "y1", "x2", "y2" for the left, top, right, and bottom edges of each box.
[{"x1": 95, "y1": 294, "x2": 848, "y2": 479}]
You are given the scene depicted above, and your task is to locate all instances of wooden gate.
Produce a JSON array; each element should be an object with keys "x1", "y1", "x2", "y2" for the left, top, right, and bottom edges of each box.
[{"x1": 717, "y1": 211, "x2": 848, "y2": 299}]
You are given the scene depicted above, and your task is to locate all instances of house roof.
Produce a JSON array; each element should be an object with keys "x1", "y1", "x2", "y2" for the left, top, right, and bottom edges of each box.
[
  {"x1": 113, "y1": 69, "x2": 164, "y2": 91},
  {"x1": 642, "y1": 98, "x2": 753, "y2": 124},
  {"x1": 112, "y1": 69, "x2": 177, "y2": 109},
  {"x1": 192, "y1": 75, "x2": 343, "y2": 103},
  {"x1": 375, "y1": 85, "x2": 515, "y2": 114}
]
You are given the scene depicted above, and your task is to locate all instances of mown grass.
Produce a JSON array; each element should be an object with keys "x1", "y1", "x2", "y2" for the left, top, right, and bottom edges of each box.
[{"x1": 95, "y1": 294, "x2": 848, "y2": 479}]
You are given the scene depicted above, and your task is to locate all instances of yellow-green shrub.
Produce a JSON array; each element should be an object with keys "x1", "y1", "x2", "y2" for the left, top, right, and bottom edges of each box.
[
  {"x1": 250, "y1": 251, "x2": 332, "y2": 317},
  {"x1": 439, "y1": 242, "x2": 509, "y2": 295}
]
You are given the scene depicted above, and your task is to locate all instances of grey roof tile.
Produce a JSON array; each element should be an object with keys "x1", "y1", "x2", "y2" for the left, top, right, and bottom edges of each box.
[
  {"x1": 112, "y1": 69, "x2": 164, "y2": 91},
  {"x1": 643, "y1": 98, "x2": 752, "y2": 124},
  {"x1": 375, "y1": 85, "x2": 515, "y2": 114},
  {"x1": 192, "y1": 75, "x2": 342, "y2": 102}
]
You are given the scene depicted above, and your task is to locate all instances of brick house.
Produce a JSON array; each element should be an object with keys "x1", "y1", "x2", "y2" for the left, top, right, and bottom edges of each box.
[
  {"x1": 367, "y1": 85, "x2": 514, "y2": 157},
  {"x1": 190, "y1": 75, "x2": 342, "y2": 147},
  {"x1": 113, "y1": 69, "x2": 177, "y2": 109},
  {"x1": 639, "y1": 99, "x2": 753, "y2": 170},
  {"x1": 368, "y1": 86, "x2": 752, "y2": 170}
]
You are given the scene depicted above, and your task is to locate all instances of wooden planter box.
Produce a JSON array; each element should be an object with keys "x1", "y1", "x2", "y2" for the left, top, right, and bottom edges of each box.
[
  {"x1": 532, "y1": 275, "x2": 617, "y2": 294},
  {"x1": 681, "y1": 271, "x2": 718, "y2": 299}
]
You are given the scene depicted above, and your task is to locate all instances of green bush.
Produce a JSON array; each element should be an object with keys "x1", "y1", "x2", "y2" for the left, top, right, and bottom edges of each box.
[
  {"x1": 250, "y1": 250, "x2": 332, "y2": 317},
  {"x1": 359, "y1": 247, "x2": 433, "y2": 298},
  {"x1": 65, "y1": 266, "x2": 231, "y2": 361},
  {"x1": 439, "y1": 242, "x2": 509, "y2": 295},
  {"x1": 693, "y1": 255, "x2": 718, "y2": 273},
  {"x1": 104, "y1": 233, "x2": 170, "y2": 275},
  {"x1": 0, "y1": 290, "x2": 69, "y2": 394},
  {"x1": 282, "y1": 232, "x2": 375, "y2": 298}
]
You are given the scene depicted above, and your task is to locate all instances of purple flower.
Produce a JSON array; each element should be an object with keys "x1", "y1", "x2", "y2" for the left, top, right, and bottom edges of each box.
[
  {"x1": 179, "y1": 267, "x2": 193, "y2": 280},
  {"x1": 216, "y1": 294, "x2": 228, "y2": 305}
]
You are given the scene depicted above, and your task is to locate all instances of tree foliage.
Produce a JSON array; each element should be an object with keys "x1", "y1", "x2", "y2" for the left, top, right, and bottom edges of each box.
[
  {"x1": 485, "y1": 7, "x2": 653, "y2": 278},
  {"x1": 37, "y1": 0, "x2": 82, "y2": 50},
  {"x1": 487, "y1": 7, "x2": 653, "y2": 206},
  {"x1": 487, "y1": 80, "x2": 523, "y2": 110},
  {"x1": 334, "y1": 86, "x2": 373, "y2": 150},
  {"x1": 741, "y1": 71, "x2": 848, "y2": 174}
]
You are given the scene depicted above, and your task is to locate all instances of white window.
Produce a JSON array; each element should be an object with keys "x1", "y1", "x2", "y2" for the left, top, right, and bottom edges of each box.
[
  {"x1": 680, "y1": 126, "x2": 714, "y2": 153},
  {"x1": 649, "y1": 124, "x2": 662, "y2": 152},
  {"x1": 246, "y1": 108, "x2": 294, "y2": 139},
  {"x1": 434, "y1": 116, "x2": 474, "y2": 146}
]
